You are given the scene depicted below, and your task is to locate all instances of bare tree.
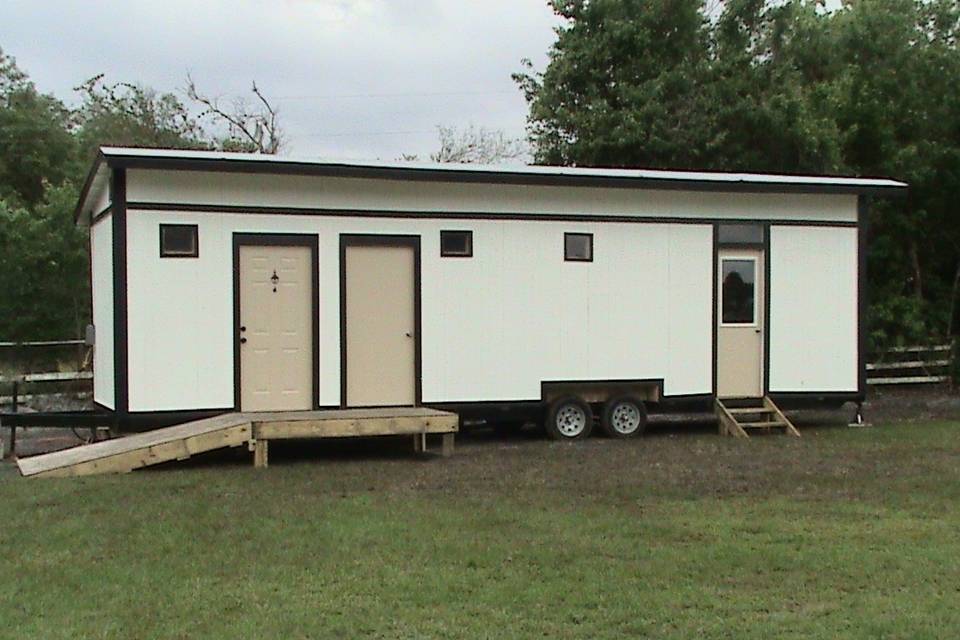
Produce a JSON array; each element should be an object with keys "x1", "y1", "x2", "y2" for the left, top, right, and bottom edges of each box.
[
  {"x1": 429, "y1": 124, "x2": 527, "y2": 164},
  {"x1": 184, "y1": 75, "x2": 284, "y2": 154}
]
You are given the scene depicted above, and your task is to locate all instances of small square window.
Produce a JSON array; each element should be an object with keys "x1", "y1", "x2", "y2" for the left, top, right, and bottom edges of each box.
[
  {"x1": 564, "y1": 233, "x2": 593, "y2": 262},
  {"x1": 160, "y1": 224, "x2": 198, "y2": 258},
  {"x1": 440, "y1": 230, "x2": 473, "y2": 257}
]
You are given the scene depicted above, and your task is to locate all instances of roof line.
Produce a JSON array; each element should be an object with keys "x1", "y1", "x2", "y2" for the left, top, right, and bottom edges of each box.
[
  {"x1": 99, "y1": 147, "x2": 906, "y2": 192},
  {"x1": 75, "y1": 146, "x2": 908, "y2": 223},
  {"x1": 73, "y1": 150, "x2": 107, "y2": 224}
]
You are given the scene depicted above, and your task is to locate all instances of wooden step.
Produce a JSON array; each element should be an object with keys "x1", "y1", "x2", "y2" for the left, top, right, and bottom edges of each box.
[
  {"x1": 715, "y1": 396, "x2": 801, "y2": 438},
  {"x1": 740, "y1": 420, "x2": 787, "y2": 429},
  {"x1": 727, "y1": 407, "x2": 773, "y2": 415}
]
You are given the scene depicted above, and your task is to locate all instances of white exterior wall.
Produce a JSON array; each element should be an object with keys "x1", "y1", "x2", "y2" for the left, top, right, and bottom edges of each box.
[
  {"x1": 90, "y1": 214, "x2": 114, "y2": 409},
  {"x1": 128, "y1": 170, "x2": 858, "y2": 223},
  {"x1": 116, "y1": 168, "x2": 862, "y2": 412},
  {"x1": 124, "y1": 208, "x2": 713, "y2": 411},
  {"x1": 769, "y1": 226, "x2": 859, "y2": 392}
]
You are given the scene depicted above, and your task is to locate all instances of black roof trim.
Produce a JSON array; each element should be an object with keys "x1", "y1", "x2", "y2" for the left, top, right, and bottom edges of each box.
[{"x1": 74, "y1": 147, "x2": 908, "y2": 223}]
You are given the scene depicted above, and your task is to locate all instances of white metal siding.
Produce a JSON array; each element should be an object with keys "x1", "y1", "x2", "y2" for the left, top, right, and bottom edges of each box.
[
  {"x1": 90, "y1": 215, "x2": 114, "y2": 409},
  {"x1": 124, "y1": 209, "x2": 714, "y2": 411},
  {"x1": 128, "y1": 170, "x2": 858, "y2": 223},
  {"x1": 89, "y1": 184, "x2": 110, "y2": 219},
  {"x1": 769, "y1": 226, "x2": 859, "y2": 392}
]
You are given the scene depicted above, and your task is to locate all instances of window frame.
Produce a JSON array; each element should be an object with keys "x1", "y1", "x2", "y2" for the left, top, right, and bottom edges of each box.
[
  {"x1": 564, "y1": 232, "x2": 594, "y2": 263},
  {"x1": 720, "y1": 255, "x2": 758, "y2": 327},
  {"x1": 159, "y1": 223, "x2": 199, "y2": 258},
  {"x1": 439, "y1": 230, "x2": 473, "y2": 258}
]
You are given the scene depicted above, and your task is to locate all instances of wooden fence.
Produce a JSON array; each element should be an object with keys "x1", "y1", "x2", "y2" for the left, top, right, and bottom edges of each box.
[
  {"x1": 866, "y1": 343, "x2": 953, "y2": 386},
  {"x1": 0, "y1": 339, "x2": 92, "y2": 410}
]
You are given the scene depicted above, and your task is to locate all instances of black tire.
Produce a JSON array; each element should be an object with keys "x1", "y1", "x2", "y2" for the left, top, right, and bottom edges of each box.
[
  {"x1": 544, "y1": 396, "x2": 594, "y2": 440},
  {"x1": 600, "y1": 396, "x2": 647, "y2": 438}
]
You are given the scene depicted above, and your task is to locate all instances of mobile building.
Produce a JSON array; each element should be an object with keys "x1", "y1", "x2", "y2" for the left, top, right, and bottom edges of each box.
[{"x1": 73, "y1": 147, "x2": 905, "y2": 441}]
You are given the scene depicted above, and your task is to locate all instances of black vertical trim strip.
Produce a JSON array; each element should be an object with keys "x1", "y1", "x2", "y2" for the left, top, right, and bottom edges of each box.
[
  {"x1": 232, "y1": 237, "x2": 240, "y2": 410},
  {"x1": 111, "y1": 168, "x2": 128, "y2": 417},
  {"x1": 711, "y1": 223, "x2": 719, "y2": 397},
  {"x1": 233, "y1": 233, "x2": 321, "y2": 411},
  {"x1": 763, "y1": 223, "x2": 772, "y2": 395},
  {"x1": 857, "y1": 196, "x2": 869, "y2": 399},
  {"x1": 340, "y1": 234, "x2": 422, "y2": 408}
]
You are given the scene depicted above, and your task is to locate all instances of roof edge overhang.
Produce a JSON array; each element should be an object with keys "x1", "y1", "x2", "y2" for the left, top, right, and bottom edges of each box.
[
  {"x1": 73, "y1": 146, "x2": 909, "y2": 224},
  {"x1": 73, "y1": 149, "x2": 109, "y2": 226}
]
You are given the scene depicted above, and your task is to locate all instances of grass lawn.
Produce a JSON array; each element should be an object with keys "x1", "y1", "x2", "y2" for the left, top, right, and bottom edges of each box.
[{"x1": 1, "y1": 421, "x2": 959, "y2": 639}]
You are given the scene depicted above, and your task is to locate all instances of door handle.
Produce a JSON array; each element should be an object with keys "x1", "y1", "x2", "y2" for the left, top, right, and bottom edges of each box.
[
  {"x1": 240, "y1": 337, "x2": 247, "y2": 344},
  {"x1": 240, "y1": 326, "x2": 246, "y2": 333},
  {"x1": 405, "y1": 332, "x2": 413, "y2": 338}
]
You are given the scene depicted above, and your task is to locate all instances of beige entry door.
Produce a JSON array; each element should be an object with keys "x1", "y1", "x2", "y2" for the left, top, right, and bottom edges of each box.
[
  {"x1": 717, "y1": 248, "x2": 764, "y2": 398},
  {"x1": 238, "y1": 243, "x2": 314, "y2": 411},
  {"x1": 343, "y1": 240, "x2": 418, "y2": 407}
]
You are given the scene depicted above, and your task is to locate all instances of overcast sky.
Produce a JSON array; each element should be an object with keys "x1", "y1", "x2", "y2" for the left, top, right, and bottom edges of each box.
[{"x1": 1, "y1": 1, "x2": 560, "y2": 161}]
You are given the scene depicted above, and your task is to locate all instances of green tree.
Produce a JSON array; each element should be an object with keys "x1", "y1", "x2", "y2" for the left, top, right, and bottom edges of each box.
[
  {"x1": 518, "y1": 0, "x2": 960, "y2": 348},
  {"x1": 73, "y1": 75, "x2": 210, "y2": 171},
  {"x1": 0, "y1": 183, "x2": 89, "y2": 340},
  {"x1": 0, "y1": 48, "x2": 76, "y2": 208},
  {"x1": 515, "y1": 0, "x2": 715, "y2": 168}
]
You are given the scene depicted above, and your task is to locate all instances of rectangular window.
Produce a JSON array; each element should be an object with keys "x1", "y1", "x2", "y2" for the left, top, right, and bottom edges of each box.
[
  {"x1": 440, "y1": 230, "x2": 473, "y2": 257},
  {"x1": 160, "y1": 224, "x2": 199, "y2": 258},
  {"x1": 721, "y1": 258, "x2": 756, "y2": 324},
  {"x1": 718, "y1": 223, "x2": 764, "y2": 246},
  {"x1": 564, "y1": 233, "x2": 593, "y2": 262}
]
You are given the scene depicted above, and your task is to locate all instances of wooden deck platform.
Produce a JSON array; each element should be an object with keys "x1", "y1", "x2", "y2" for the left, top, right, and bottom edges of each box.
[{"x1": 17, "y1": 407, "x2": 458, "y2": 478}]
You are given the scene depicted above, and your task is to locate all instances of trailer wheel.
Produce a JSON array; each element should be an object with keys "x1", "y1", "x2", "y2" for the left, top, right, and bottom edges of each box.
[
  {"x1": 600, "y1": 396, "x2": 647, "y2": 438},
  {"x1": 545, "y1": 396, "x2": 593, "y2": 440}
]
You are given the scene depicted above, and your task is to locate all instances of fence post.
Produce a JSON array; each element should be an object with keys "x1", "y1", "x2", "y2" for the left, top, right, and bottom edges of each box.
[{"x1": 9, "y1": 379, "x2": 17, "y2": 457}]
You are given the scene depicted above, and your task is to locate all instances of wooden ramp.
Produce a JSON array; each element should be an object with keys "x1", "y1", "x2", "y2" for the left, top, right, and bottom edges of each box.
[
  {"x1": 17, "y1": 407, "x2": 458, "y2": 478},
  {"x1": 715, "y1": 396, "x2": 800, "y2": 438}
]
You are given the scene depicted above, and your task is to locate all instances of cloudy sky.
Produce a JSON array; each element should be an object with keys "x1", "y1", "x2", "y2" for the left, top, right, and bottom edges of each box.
[{"x1": 2, "y1": 1, "x2": 561, "y2": 160}]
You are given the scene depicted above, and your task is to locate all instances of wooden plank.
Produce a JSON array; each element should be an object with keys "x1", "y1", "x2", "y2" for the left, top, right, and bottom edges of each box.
[
  {"x1": 20, "y1": 407, "x2": 461, "y2": 478},
  {"x1": 714, "y1": 401, "x2": 748, "y2": 438},
  {"x1": 441, "y1": 433, "x2": 454, "y2": 457},
  {"x1": 24, "y1": 371, "x2": 93, "y2": 382},
  {"x1": 881, "y1": 344, "x2": 951, "y2": 354},
  {"x1": 412, "y1": 433, "x2": 426, "y2": 453},
  {"x1": 0, "y1": 392, "x2": 92, "y2": 403},
  {"x1": 866, "y1": 359, "x2": 950, "y2": 371},
  {"x1": 241, "y1": 406, "x2": 455, "y2": 422},
  {"x1": 867, "y1": 375, "x2": 949, "y2": 385},
  {"x1": 727, "y1": 407, "x2": 774, "y2": 415},
  {"x1": 255, "y1": 413, "x2": 458, "y2": 440},
  {"x1": 31, "y1": 424, "x2": 253, "y2": 478},
  {"x1": 0, "y1": 371, "x2": 92, "y2": 383},
  {"x1": 0, "y1": 339, "x2": 85, "y2": 348},
  {"x1": 763, "y1": 396, "x2": 801, "y2": 437},
  {"x1": 17, "y1": 413, "x2": 251, "y2": 476},
  {"x1": 253, "y1": 440, "x2": 268, "y2": 468}
]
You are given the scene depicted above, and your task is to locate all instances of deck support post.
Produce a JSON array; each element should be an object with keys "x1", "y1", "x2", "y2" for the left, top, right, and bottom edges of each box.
[
  {"x1": 412, "y1": 432, "x2": 427, "y2": 453},
  {"x1": 441, "y1": 433, "x2": 454, "y2": 457},
  {"x1": 253, "y1": 439, "x2": 269, "y2": 468}
]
